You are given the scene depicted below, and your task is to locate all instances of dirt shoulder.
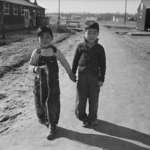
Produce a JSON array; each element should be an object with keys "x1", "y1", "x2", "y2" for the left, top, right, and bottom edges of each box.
[
  {"x1": 0, "y1": 32, "x2": 70, "y2": 78},
  {"x1": 0, "y1": 26, "x2": 150, "y2": 150}
]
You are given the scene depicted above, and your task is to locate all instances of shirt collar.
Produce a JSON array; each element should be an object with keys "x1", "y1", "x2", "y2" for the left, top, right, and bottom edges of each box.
[{"x1": 84, "y1": 37, "x2": 99, "y2": 49}]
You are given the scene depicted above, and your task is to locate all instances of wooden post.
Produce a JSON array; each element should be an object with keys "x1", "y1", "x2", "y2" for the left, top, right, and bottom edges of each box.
[{"x1": 0, "y1": 9, "x2": 5, "y2": 38}]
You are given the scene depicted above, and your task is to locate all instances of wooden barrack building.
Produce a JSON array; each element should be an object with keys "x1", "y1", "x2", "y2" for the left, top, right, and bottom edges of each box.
[
  {"x1": 137, "y1": 0, "x2": 150, "y2": 31},
  {"x1": 0, "y1": 0, "x2": 48, "y2": 31}
]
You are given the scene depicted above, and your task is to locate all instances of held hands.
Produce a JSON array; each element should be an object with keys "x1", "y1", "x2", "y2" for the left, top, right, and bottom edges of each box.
[
  {"x1": 98, "y1": 81, "x2": 103, "y2": 87},
  {"x1": 69, "y1": 73, "x2": 77, "y2": 82}
]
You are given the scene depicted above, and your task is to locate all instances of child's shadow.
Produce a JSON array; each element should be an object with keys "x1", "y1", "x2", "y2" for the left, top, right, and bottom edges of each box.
[
  {"x1": 90, "y1": 119, "x2": 150, "y2": 147},
  {"x1": 55, "y1": 120, "x2": 150, "y2": 150}
]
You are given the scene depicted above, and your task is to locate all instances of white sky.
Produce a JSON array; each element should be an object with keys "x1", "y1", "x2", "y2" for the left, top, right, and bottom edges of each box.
[{"x1": 30, "y1": 0, "x2": 141, "y2": 14}]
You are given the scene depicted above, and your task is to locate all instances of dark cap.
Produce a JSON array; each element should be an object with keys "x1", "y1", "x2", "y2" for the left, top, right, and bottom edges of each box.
[
  {"x1": 84, "y1": 20, "x2": 99, "y2": 31},
  {"x1": 37, "y1": 25, "x2": 53, "y2": 38}
]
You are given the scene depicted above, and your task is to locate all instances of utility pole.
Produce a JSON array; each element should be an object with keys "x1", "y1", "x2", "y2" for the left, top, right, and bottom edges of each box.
[
  {"x1": 124, "y1": 0, "x2": 127, "y2": 25},
  {"x1": 57, "y1": 0, "x2": 60, "y2": 25}
]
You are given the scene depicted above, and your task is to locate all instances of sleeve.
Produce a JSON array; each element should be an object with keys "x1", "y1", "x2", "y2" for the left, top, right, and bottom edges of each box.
[
  {"x1": 56, "y1": 49, "x2": 72, "y2": 75},
  {"x1": 72, "y1": 45, "x2": 80, "y2": 75},
  {"x1": 28, "y1": 49, "x2": 38, "y2": 73},
  {"x1": 99, "y1": 46, "x2": 106, "y2": 82}
]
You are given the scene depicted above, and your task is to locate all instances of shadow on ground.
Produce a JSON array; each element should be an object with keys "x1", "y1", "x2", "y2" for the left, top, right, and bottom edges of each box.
[
  {"x1": 0, "y1": 94, "x2": 7, "y2": 100},
  {"x1": 92, "y1": 120, "x2": 150, "y2": 147},
  {"x1": 55, "y1": 120, "x2": 150, "y2": 150}
]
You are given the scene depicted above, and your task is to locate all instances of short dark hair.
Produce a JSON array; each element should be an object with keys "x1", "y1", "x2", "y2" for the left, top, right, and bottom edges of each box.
[
  {"x1": 37, "y1": 25, "x2": 53, "y2": 38},
  {"x1": 84, "y1": 20, "x2": 99, "y2": 32}
]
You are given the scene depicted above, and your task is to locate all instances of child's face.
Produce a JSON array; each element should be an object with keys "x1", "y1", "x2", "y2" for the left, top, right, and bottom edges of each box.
[
  {"x1": 84, "y1": 28, "x2": 99, "y2": 43},
  {"x1": 38, "y1": 32, "x2": 53, "y2": 48}
]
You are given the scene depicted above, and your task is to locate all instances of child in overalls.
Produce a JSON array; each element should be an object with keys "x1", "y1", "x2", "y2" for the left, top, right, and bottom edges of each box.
[{"x1": 29, "y1": 26, "x2": 76, "y2": 140}]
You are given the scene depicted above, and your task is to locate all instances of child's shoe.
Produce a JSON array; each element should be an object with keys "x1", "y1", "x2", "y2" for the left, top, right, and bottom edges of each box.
[
  {"x1": 47, "y1": 126, "x2": 56, "y2": 140},
  {"x1": 90, "y1": 120, "x2": 98, "y2": 126},
  {"x1": 83, "y1": 121, "x2": 89, "y2": 127}
]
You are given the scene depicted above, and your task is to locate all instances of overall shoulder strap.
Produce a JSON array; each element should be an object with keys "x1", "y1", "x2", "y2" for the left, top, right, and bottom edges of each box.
[
  {"x1": 36, "y1": 48, "x2": 41, "y2": 54},
  {"x1": 51, "y1": 45, "x2": 57, "y2": 53},
  {"x1": 35, "y1": 48, "x2": 41, "y2": 66}
]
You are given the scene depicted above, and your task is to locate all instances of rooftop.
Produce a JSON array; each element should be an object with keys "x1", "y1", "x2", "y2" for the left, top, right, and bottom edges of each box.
[{"x1": 1, "y1": 0, "x2": 45, "y2": 9}]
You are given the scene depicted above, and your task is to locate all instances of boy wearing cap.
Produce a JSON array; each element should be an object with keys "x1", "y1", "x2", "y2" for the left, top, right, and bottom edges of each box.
[{"x1": 72, "y1": 21, "x2": 106, "y2": 127}]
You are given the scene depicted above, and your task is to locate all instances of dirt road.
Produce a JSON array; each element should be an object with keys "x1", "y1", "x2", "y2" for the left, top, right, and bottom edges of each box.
[{"x1": 0, "y1": 26, "x2": 150, "y2": 150}]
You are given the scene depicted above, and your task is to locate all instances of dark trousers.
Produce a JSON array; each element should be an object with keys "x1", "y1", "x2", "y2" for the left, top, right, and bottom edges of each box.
[
  {"x1": 75, "y1": 72, "x2": 100, "y2": 123},
  {"x1": 33, "y1": 76, "x2": 60, "y2": 127}
]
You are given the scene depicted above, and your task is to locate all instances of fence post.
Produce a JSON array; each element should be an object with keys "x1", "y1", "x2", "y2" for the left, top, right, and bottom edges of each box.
[{"x1": 0, "y1": 9, "x2": 5, "y2": 38}]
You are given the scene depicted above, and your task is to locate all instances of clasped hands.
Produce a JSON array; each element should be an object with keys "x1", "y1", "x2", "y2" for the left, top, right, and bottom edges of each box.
[
  {"x1": 35, "y1": 66, "x2": 77, "y2": 82},
  {"x1": 68, "y1": 73, "x2": 77, "y2": 82}
]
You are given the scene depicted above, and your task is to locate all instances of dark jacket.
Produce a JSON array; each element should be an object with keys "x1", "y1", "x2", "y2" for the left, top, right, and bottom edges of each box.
[{"x1": 72, "y1": 40, "x2": 106, "y2": 82}]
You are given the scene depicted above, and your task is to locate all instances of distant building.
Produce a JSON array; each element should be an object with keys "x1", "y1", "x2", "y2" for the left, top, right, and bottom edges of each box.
[
  {"x1": 46, "y1": 14, "x2": 59, "y2": 24},
  {"x1": 61, "y1": 16, "x2": 67, "y2": 20},
  {"x1": 112, "y1": 16, "x2": 124, "y2": 22},
  {"x1": 137, "y1": 0, "x2": 150, "y2": 31},
  {"x1": 0, "y1": 0, "x2": 47, "y2": 31},
  {"x1": 86, "y1": 17, "x2": 97, "y2": 21},
  {"x1": 116, "y1": 17, "x2": 124, "y2": 22},
  {"x1": 46, "y1": 14, "x2": 59, "y2": 19},
  {"x1": 112, "y1": 16, "x2": 116, "y2": 22},
  {"x1": 127, "y1": 17, "x2": 136, "y2": 22},
  {"x1": 71, "y1": 15, "x2": 81, "y2": 20}
]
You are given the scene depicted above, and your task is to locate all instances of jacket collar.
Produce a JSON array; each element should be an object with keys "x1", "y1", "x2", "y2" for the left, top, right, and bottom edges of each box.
[{"x1": 84, "y1": 37, "x2": 99, "y2": 49}]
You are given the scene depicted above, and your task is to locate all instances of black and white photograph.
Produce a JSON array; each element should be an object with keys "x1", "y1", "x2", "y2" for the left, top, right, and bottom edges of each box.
[{"x1": 0, "y1": 0, "x2": 150, "y2": 149}]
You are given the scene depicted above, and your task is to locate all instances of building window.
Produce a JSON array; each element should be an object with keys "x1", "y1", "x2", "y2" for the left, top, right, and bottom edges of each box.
[
  {"x1": 41, "y1": 10, "x2": 44, "y2": 17},
  {"x1": 13, "y1": 4, "x2": 18, "y2": 15},
  {"x1": 37, "y1": 9, "x2": 40, "y2": 16},
  {"x1": 4, "y1": 2, "x2": 10, "y2": 15},
  {"x1": 33, "y1": 10, "x2": 36, "y2": 18},
  {"x1": 21, "y1": 5, "x2": 25, "y2": 15}
]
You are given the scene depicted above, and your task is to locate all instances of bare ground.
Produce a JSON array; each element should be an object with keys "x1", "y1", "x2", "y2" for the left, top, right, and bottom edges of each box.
[{"x1": 0, "y1": 26, "x2": 150, "y2": 150}]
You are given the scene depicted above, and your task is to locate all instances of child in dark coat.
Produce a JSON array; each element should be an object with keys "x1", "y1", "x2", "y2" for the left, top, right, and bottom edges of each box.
[
  {"x1": 29, "y1": 26, "x2": 76, "y2": 140},
  {"x1": 72, "y1": 21, "x2": 106, "y2": 127}
]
